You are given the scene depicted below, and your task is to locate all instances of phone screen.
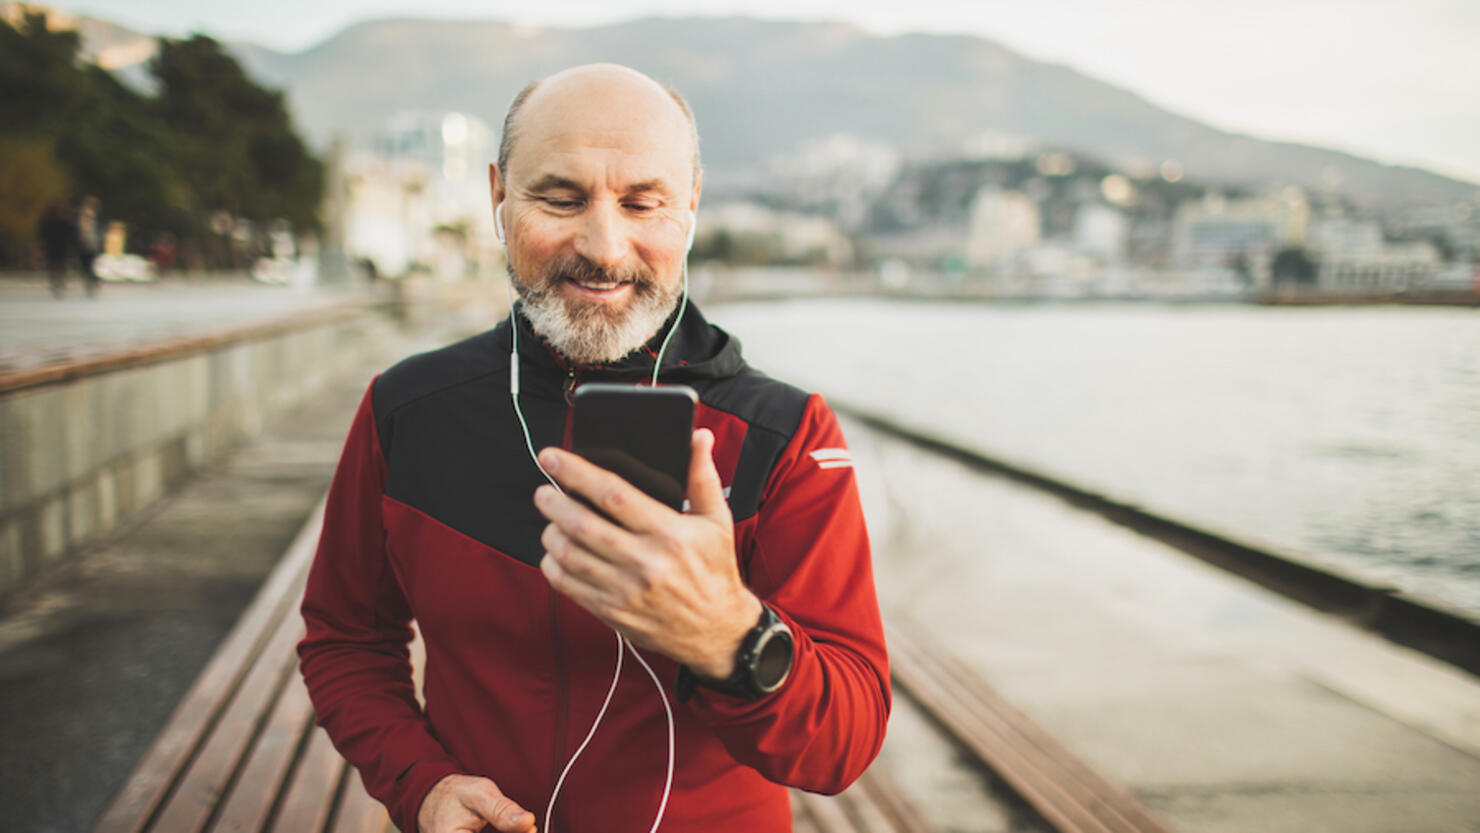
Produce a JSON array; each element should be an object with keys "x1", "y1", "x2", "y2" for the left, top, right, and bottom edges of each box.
[{"x1": 570, "y1": 384, "x2": 697, "y2": 511}]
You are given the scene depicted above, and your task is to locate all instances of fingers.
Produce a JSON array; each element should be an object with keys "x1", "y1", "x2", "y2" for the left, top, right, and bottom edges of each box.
[
  {"x1": 461, "y1": 779, "x2": 537, "y2": 832},
  {"x1": 684, "y1": 428, "x2": 730, "y2": 520},
  {"x1": 535, "y1": 485, "x2": 627, "y2": 565},
  {"x1": 537, "y1": 447, "x2": 667, "y2": 533},
  {"x1": 538, "y1": 523, "x2": 626, "y2": 615}
]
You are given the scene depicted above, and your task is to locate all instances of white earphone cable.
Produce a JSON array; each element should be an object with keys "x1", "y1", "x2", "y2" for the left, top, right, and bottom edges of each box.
[
  {"x1": 650, "y1": 260, "x2": 690, "y2": 387},
  {"x1": 544, "y1": 631, "x2": 624, "y2": 830}
]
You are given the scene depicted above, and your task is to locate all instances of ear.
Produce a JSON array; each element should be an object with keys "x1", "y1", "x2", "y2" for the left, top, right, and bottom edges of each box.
[
  {"x1": 688, "y1": 168, "x2": 703, "y2": 213},
  {"x1": 488, "y1": 163, "x2": 506, "y2": 206}
]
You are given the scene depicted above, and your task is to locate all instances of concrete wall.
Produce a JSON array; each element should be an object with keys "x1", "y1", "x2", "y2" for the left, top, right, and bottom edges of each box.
[{"x1": 0, "y1": 313, "x2": 392, "y2": 598}]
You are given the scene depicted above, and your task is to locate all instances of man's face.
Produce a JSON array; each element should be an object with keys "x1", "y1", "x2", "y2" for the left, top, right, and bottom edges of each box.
[{"x1": 494, "y1": 69, "x2": 699, "y2": 365}]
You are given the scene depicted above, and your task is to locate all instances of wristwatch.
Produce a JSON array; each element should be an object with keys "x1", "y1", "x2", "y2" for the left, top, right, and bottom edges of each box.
[{"x1": 676, "y1": 603, "x2": 795, "y2": 702}]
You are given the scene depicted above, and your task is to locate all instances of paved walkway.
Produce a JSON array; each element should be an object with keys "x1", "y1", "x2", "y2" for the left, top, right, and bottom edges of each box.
[{"x1": 845, "y1": 414, "x2": 1480, "y2": 833}]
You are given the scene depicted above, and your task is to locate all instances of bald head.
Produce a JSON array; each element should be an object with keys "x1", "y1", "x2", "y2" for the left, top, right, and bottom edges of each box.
[{"x1": 497, "y1": 64, "x2": 701, "y2": 191}]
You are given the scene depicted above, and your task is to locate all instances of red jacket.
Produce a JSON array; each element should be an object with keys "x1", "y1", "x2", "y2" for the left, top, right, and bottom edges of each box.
[{"x1": 298, "y1": 307, "x2": 889, "y2": 832}]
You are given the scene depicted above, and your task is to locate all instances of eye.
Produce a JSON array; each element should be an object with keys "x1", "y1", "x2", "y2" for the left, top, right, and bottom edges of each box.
[
  {"x1": 624, "y1": 203, "x2": 656, "y2": 213},
  {"x1": 543, "y1": 198, "x2": 581, "y2": 210}
]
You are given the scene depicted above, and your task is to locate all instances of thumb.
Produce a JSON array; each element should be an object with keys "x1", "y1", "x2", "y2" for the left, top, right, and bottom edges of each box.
[
  {"x1": 685, "y1": 428, "x2": 729, "y2": 519},
  {"x1": 463, "y1": 781, "x2": 536, "y2": 832}
]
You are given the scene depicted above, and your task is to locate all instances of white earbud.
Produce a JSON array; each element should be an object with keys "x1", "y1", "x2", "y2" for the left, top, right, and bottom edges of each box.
[
  {"x1": 684, "y1": 209, "x2": 697, "y2": 254},
  {"x1": 495, "y1": 202, "x2": 506, "y2": 245}
]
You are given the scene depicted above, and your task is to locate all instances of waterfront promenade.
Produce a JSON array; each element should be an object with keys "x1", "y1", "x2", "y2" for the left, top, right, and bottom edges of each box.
[
  {"x1": 1, "y1": 284, "x2": 1477, "y2": 832},
  {"x1": 844, "y1": 416, "x2": 1480, "y2": 831}
]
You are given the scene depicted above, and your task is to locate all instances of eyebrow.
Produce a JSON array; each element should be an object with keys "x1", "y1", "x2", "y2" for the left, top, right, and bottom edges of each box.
[
  {"x1": 522, "y1": 175, "x2": 674, "y2": 197},
  {"x1": 524, "y1": 174, "x2": 584, "y2": 194},
  {"x1": 624, "y1": 180, "x2": 673, "y2": 197}
]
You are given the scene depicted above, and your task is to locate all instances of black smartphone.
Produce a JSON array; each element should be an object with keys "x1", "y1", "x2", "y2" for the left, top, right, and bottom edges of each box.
[{"x1": 569, "y1": 384, "x2": 697, "y2": 512}]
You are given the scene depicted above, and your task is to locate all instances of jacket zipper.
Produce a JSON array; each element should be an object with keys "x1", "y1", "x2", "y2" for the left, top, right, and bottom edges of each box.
[{"x1": 564, "y1": 366, "x2": 578, "y2": 405}]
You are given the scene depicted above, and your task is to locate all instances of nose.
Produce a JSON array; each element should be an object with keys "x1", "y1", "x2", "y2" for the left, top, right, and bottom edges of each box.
[{"x1": 572, "y1": 204, "x2": 631, "y2": 269}]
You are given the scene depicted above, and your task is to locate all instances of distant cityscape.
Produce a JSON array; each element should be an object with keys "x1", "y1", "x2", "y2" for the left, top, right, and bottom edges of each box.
[{"x1": 341, "y1": 110, "x2": 1479, "y2": 300}]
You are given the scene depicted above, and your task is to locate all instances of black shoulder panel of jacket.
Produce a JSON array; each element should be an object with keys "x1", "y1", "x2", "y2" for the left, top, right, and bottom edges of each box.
[
  {"x1": 370, "y1": 326, "x2": 507, "y2": 455},
  {"x1": 696, "y1": 364, "x2": 811, "y2": 521}
]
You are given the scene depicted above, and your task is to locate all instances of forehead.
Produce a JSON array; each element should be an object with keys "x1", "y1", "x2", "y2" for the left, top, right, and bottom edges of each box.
[{"x1": 509, "y1": 78, "x2": 693, "y2": 192}]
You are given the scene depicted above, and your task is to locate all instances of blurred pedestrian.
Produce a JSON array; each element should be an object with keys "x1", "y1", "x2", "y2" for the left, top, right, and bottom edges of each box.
[
  {"x1": 149, "y1": 233, "x2": 177, "y2": 274},
  {"x1": 76, "y1": 196, "x2": 102, "y2": 296},
  {"x1": 38, "y1": 202, "x2": 74, "y2": 298}
]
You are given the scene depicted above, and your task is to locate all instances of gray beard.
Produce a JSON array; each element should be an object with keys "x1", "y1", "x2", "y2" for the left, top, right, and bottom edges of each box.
[{"x1": 510, "y1": 263, "x2": 681, "y2": 366}]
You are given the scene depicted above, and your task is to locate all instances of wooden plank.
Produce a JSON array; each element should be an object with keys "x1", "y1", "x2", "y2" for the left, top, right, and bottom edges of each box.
[
  {"x1": 895, "y1": 621, "x2": 1159, "y2": 832},
  {"x1": 209, "y1": 676, "x2": 316, "y2": 833},
  {"x1": 93, "y1": 503, "x2": 325, "y2": 833},
  {"x1": 795, "y1": 791, "x2": 863, "y2": 833},
  {"x1": 887, "y1": 619, "x2": 1174, "y2": 833},
  {"x1": 329, "y1": 768, "x2": 391, "y2": 833},
  {"x1": 791, "y1": 790, "x2": 823, "y2": 833},
  {"x1": 839, "y1": 784, "x2": 903, "y2": 833},
  {"x1": 269, "y1": 727, "x2": 346, "y2": 833},
  {"x1": 918, "y1": 645, "x2": 1169, "y2": 833},
  {"x1": 855, "y1": 770, "x2": 934, "y2": 833},
  {"x1": 888, "y1": 625, "x2": 1118, "y2": 833},
  {"x1": 144, "y1": 588, "x2": 309, "y2": 833}
]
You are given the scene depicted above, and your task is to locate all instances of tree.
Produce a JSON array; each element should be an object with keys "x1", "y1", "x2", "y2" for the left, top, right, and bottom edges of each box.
[
  {"x1": 151, "y1": 36, "x2": 323, "y2": 236},
  {"x1": 0, "y1": 15, "x2": 322, "y2": 267},
  {"x1": 0, "y1": 137, "x2": 70, "y2": 264}
]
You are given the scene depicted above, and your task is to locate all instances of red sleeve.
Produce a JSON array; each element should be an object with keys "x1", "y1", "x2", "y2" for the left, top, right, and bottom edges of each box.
[
  {"x1": 687, "y1": 393, "x2": 890, "y2": 794},
  {"x1": 297, "y1": 380, "x2": 461, "y2": 833}
]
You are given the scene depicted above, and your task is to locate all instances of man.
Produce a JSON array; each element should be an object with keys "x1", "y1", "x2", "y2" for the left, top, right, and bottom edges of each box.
[
  {"x1": 38, "y1": 202, "x2": 73, "y2": 298},
  {"x1": 298, "y1": 64, "x2": 889, "y2": 833}
]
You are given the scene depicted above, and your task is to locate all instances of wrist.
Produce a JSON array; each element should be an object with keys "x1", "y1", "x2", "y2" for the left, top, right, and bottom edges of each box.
[
  {"x1": 694, "y1": 593, "x2": 764, "y2": 679},
  {"x1": 679, "y1": 600, "x2": 795, "y2": 702}
]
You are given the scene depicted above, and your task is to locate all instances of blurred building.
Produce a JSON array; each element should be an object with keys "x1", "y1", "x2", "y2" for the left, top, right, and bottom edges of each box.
[
  {"x1": 1072, "y1": 202, "x2": 1129, "y2": 262},
  {"x1": 341, "y1": 111, "x2": 499, "y2": 279},
  {"x1": 696, "y1": 202, "x2": 853, "y2": 266},
  {"x1": 1306, "y1": 216, "x2": 1441, "y2": 291},
  {"x1": 965, "y1": 187, "x2": 1040, "y2": 269},
  {"x1": 1171, "y1": 190, "x2": 1309, "y2": 288}
]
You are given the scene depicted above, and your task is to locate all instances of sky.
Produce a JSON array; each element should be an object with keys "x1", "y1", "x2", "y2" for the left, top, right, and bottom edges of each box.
[{"x1": 64, "y1": 0, "x2": 1480, "y2": 184}]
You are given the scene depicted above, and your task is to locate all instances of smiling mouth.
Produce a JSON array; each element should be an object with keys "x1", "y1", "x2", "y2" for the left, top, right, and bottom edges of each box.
[{"x1": 566, "y1": 277, "x2": 630, "y2": 292}]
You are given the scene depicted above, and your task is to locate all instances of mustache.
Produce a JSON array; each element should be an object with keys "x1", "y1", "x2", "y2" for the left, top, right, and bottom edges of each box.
[{"x1": 538, "y1": 254, "x2": 655, "y2": 288}]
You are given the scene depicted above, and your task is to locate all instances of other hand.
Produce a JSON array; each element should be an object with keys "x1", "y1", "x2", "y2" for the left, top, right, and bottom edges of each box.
[{"x1": 418, "y1": 774, "x2": 536, "y2": 833}]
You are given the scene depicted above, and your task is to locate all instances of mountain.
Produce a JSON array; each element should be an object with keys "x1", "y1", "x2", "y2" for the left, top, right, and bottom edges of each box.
[
  {"x1": 237, "y1": 16, "x2": 1478, "y2": 210},
  {"x1": 21, "y1": 9, "x2": 1480, "y2": 210}
]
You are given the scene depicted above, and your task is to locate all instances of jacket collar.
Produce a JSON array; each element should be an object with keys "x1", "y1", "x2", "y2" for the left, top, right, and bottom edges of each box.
[{"x1": 491, "y1": 301, "x2": 745, "y2": 399}]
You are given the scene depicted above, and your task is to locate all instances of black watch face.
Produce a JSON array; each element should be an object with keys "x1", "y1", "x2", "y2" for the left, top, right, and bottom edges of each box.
[{"x1": 754, "y1": 630, "x2": 794, "y2": 690}]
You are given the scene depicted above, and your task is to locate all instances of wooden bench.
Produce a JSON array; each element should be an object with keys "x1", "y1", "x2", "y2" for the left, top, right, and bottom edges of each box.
[{"x1": 93, "y1": 502, "x2": 928, "y2": 833}]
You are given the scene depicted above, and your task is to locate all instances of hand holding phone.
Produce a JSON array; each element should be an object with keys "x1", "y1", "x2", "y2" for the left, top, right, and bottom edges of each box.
[{"x1": 535, "y1": 411, "x2": 762, "y2": 681}]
